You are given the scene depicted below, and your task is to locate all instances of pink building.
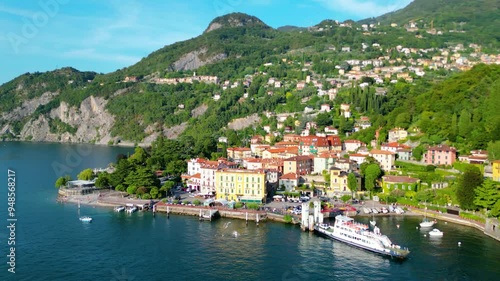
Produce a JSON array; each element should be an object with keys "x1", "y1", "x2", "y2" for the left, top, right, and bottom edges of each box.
[{"x1": 423, "y1": 145, "x2": 457, "y2": 166}]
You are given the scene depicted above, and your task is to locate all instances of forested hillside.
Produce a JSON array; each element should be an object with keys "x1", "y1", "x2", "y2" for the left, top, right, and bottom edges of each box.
[{"x1": 0, "y1": 2, "x2": 499, "y2": 151}]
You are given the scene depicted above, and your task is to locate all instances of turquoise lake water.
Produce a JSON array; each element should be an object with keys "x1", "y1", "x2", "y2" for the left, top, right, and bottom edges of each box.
[{"x1": 0, "y1": 142, "x2": 499, "y2": 281}]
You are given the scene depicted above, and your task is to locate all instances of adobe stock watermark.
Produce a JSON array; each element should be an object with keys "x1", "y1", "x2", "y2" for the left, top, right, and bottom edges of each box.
[
  {"x1": 213, "y1": 0, "x2": 243, "y2": 17},
  {"x1": 5, "y1": 0, "x2": 69, "y2": 54},
  {"x1": 51, "y1": 144, "x2": 93, "y2": 177}
]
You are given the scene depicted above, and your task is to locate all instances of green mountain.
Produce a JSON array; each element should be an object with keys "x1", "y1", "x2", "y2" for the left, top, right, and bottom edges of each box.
[
  {"x1": 360, "y1": 0, "x2": 500, "y2": 49},
  {"x1": 0, "y1": 4, "x2": 499, "y2": 156}
]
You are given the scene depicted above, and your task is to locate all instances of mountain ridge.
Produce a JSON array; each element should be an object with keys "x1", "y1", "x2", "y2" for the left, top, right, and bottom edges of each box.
[{"x1": 0, "y1": 1, "x2": 499, "y2": 154}]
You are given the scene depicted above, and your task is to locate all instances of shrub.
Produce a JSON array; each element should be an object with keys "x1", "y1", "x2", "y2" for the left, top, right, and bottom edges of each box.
[
  {"x1": 235, "y1": 202, "x2": 243, "y2": 209},
  {"x1": 193, "y1": 199, "x2": 201, "y2": 206},
  {"x1": 341, "y1": 195, "x2": 351, "y2": 203},
  {"x1": 283, "y1": 214, "x2": 293, "y2": 224},
  {"x1": 460, "y1": 212, "x2": 486, "y2": 224},
  {"x1": 142, "y1": 194, "x2": 151, "y2": 200},
  {"x1": 247, "y1": 203, "x2": 260, "y2": 210}
]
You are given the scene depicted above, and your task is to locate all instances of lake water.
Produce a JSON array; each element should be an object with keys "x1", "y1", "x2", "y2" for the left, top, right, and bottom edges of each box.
[{"x1": 0, "y1": 142, "x2": 499, "y2": 280}]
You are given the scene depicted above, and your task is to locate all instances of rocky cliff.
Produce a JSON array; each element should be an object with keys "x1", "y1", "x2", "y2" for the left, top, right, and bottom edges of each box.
[{"x1": 17, "y1": 96, "x2": 115, "y2": 144}]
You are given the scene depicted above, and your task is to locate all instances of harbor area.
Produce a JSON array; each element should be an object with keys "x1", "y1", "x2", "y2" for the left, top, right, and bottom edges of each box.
[{"x1": 57, "y1": 189, "x2": 498, "y2": 241}]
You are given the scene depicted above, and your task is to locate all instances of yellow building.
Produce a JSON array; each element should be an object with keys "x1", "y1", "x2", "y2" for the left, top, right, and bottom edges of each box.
[
  {"x1": 493, "y1": 160, "x2": 500, "y2": 182},
  {"x1": 215, "y1": 169, "x2": 267, "y2": 203},
  {"x1": 328, "y1": 168, "x2": 361, "y2": 196}
]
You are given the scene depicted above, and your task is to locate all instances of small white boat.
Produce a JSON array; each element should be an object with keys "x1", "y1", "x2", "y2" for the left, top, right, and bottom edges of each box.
[
  {"x1": 126, "y1": 206, "x2": 138, "y2": 213},
  {"x1": 370, "y1": 220, "x2": 377, "y2": 226},
  {"x1": 372, "y1": 208, "x2": 379, "y2": 214},
  {"x1": 363, "y1": 207, "x2": 372, "y2": 214},
  {"x1": 429, "y1": 228, "x2": 443, "y2": 237},
  {"x1": 420, "y1": 218, "x2": 436, "y2": 228},
  {"x1": 381, "y1": 207, "x2": 389, "y2": 214},
  {"x1": 114, "y1": 206, "x2": 125, "y2": 212},
  {"x1": 79, "y1": 216, "x2": 92, "y2": 223},
  {"x1": 395, "y1": 207, "x2": 405, "y2": 214}
]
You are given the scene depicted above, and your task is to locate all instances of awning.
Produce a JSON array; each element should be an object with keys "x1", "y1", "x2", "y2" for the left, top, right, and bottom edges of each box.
[{"x1": 239, "y1": 197, "x2": 263, "y2": 203}]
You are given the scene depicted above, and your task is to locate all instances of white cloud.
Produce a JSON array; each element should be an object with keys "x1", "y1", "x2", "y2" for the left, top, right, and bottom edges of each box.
[{"x1": 314, "y1": 0, "x2": 413, "y2": 19}]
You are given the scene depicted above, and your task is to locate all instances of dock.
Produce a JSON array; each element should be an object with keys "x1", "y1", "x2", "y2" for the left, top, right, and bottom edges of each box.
[{"x1": 199, "y1": 209, "x2": 219, "y2": 221}]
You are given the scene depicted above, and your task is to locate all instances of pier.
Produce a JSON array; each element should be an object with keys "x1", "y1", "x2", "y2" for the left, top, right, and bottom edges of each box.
[{"x1": 199, "y1": 209, "x2": 219, "y2": 221}]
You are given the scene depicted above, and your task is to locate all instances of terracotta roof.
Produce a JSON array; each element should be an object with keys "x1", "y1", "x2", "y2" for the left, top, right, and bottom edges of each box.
[
  {"x1": 299, "y1": 136, "x2": 330, "y2": 146},
  {"x1": 426, "y1": 144, "x2": 456, "y2": 152},
  {"x1": 285, "y1": 155, "x2": 313, "y2": 161},
  {"x1": 280, "y1": 173, "x2": 298, "y2": 180},
  {"x1": 382, "y1": 142, "x2": 411, "y2": 149},
  {"x1": 227, "y1": 147, "x2": 251, "y2": 151},
  {"x1": 370, "y1": 149, "x2": 395, "y2": 155},
  {"x1": 382, "y1": 175, "x2": 419, "y2": 183},
  {"x1": 349, "y1": 153, "x2": 367, "y2": 158}
]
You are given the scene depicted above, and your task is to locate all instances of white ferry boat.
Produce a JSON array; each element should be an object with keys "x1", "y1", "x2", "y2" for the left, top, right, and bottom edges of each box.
[{"x1": 314, "y1": 215, "x2": 410, "y2": 259}]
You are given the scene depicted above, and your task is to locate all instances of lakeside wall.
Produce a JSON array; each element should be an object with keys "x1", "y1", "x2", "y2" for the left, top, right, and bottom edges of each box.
[
  {"x1": 61, "y1": 194, "x2": 500, "y2": 242},
  {"x1": 485, "y1": 218, "x2": 500, "y2": 241},
  {"x1": 154, "y1": 203, "x2": 268, "y2": 221}
]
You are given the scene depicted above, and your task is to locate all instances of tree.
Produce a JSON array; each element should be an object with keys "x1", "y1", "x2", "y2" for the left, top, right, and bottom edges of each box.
[
  {"x1": 474, "y1": 180, "x2": 500, "y2": 215},
  {"x1": 412, "y1": 145, "x2": 425, "y2": 161},
  {"x1": 364, "y1": 164, "x2": 382, "y2": 193},
  {"x1": 322, "y1": 170, "x2": 331, "y2": 191},
  {"x1": 315, "y1": 112, "x2": 332, "y2": 127},
  {"x1": 347, "y1": 173, "x2": 358, "y2": 198},
  {"x1": 150, "y1": 187, "x2": 159, "y2": 199},
  {"x1": 341, "y1": 194, "x2": 352, "y2": 203},
  {"x1": 77, "y1": 168, "x2": 94, "y2": 181},
  {"x1": 95, "y1": 172, "x2": 110, "y2": 188},
  {"x1": 128, "y1": 146, "x2": 148, "y2": 166},
  {"x1": 110, "y1": 158, "x2": 134, "y2": 187},
  {"x1": 160, "y1": 181, "x2": 175, "y2": 197},
  {"x1": 126, "y1": 185, "x2": 138, "y2": 195},
  {"x1": 124, "y1": 167, "x2": 159, "y2": 189},
  {"x1": 487, "y1": 140, "x2": 500, "y2": 161},
  {"x1": 359, "y1": 157, "x2": 377, "y2": 176},
  {"x1": 165, "y1": 160, "x2": 187, "y2": 176},
  {"x1": 456, "y1": 165, "x2": 483, "y2": 210},
  {"x1": 458, "y1": 109, "x2": 472, "y2": 138},
  {"x1": 55, "y1": 175, "x2": 71, "y2": 188},
  {"x1": 394, "y1": 112, "x2": 411, "y2": 129}
]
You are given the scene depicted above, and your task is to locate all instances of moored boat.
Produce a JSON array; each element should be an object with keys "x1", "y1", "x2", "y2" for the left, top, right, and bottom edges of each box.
[
  {"x1": 314, "y1": 215, "x2": 410, "y2": 259},
  {"x1": 79, "y1": 216, "x2": 92, "y2": 223},
  {"x1": 114, "y1": 206, "x2": 125, "y2": 212},
  {"x1": 126, "y1": 206, "x2": 138, "y2": 213},
  {"x1": 420, "y1": 218, "x2": 436, "y2": 228},
  {"x1": 429, "y1": 228, "x2": 443, "y2": 237}
]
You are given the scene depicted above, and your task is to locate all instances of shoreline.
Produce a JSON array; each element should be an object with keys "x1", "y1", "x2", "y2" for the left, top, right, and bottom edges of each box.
[{"x1": 58, "y1": 191, "x2": 499, "y2": 242}]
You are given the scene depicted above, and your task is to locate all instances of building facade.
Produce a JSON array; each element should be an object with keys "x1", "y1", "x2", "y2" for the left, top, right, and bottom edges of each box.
[
  {"x1": 215, "y1": 169, "x2": 267, "y2": 203},
  {"x1": 382, "y1": 175, "x2": 420, "y2": 193},
  {"x1": 422, "y1": 145, "x2": 457, "y2": 166}
]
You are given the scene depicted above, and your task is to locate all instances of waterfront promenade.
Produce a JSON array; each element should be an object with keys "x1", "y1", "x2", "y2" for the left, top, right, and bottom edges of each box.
[{"x1": 56, "y1": 189, "x2": 500, "y2": 242}]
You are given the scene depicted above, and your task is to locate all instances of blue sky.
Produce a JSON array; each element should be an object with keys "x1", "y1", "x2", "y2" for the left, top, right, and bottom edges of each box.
[{"x1": 0, "y1": 0, "x2": 412, "y2": 85}]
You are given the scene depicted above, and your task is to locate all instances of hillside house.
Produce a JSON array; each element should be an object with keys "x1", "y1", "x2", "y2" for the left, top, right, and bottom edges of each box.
[
  {"x1": 382, "y1": 175, "x2": 420, "y2": 193},
  {"x1": 422, "y1": 145, "x2": 457, "y2": 166}
]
